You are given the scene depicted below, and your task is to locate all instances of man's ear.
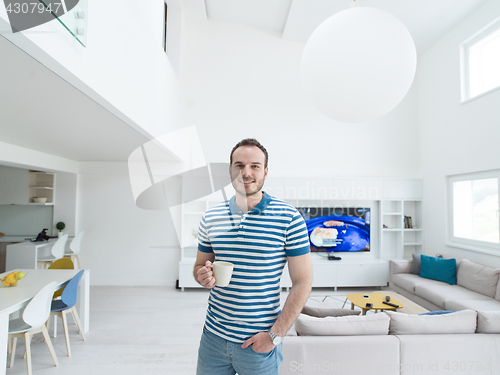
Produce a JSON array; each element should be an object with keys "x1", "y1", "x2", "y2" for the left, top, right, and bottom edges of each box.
[{"x1": 264, "y1": 167, "x2": 269, "y2": 178}]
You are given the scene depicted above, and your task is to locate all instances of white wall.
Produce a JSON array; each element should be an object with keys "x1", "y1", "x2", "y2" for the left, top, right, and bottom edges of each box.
[
  {"x1": 416, "y1": 0, "x2": 500, "y2": 265},
  {"x1": 0, "y1": 0, "x2": 182, "y2": 139},
  {"x1": 76, "y1": 162, "x2": 180, "y2": 286},
  {"x1": 180, "y1": 17, "x2": 420, "y2": 179},
  {"x1": 53, "y1": 172, "x2": 77, "y2": 237}
]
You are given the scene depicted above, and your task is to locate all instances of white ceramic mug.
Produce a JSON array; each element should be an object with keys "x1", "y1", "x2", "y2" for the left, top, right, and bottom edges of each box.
[{"x1": 212, "y1": 261, "x2": 234, "y2": 287}]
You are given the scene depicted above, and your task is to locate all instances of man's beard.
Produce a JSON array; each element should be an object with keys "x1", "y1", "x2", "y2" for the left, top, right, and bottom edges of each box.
[{"x1": 231, "y1": 177, "x2": 265, "y2": 197}]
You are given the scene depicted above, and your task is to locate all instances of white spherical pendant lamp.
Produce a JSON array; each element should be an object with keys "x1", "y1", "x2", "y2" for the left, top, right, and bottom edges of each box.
[{"x1": 301, "y1": 7, "x2": 417, "y2": 123}]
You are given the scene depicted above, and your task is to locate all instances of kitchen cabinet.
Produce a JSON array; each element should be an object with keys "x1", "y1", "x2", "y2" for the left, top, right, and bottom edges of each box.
[
  {"x1": 0, "y1": 242, "x2": 22, "y2": 273},
  {"x1": 28, "y1": 171, "x2": 55, "y2": 204},
  {"x1": 0, "y1": 166, "x2": 28, "y2": 205},
  {"x1": 0, "y1": 166, "x2": 54, "y2": 205}
]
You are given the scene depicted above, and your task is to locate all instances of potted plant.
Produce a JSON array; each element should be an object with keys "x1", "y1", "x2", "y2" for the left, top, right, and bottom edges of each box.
[{"x1": 56, "y1": 221, "x2": 66, "y2": 238}]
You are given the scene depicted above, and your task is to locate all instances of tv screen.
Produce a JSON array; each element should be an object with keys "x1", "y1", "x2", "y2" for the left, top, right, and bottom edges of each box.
[{"x1": 297, "y1": 207, "x2": 371, "y2": 252}]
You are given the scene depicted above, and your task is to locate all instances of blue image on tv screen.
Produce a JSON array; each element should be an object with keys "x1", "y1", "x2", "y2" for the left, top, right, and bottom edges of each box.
[{"x1": 297, "y1": 207, "x2": 371, "y2": 252}]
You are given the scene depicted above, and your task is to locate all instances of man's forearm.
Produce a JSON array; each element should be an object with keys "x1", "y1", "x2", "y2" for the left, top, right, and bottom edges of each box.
[{"x1": 271, "y1": 281, "x2": 311, "y2": 337}]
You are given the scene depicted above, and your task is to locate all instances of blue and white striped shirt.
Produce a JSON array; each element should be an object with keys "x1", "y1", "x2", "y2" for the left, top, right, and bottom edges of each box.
[{"x1": 198, "y1": 191, "x2": 310, "y2": 343}]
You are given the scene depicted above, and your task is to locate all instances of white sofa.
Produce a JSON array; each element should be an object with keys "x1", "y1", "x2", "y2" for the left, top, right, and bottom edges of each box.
[
  {"x1": 389, "y1": 256, "x2": 500, "y2": 311},
  {"x1": 280, "y1": 308, "x2": 500, "y2": 375}
]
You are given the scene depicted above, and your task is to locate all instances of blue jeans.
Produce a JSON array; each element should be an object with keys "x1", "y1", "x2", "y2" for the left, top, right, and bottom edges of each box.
[{"x1": 196, "y1": 327, "x2": 284, "y2": 375}]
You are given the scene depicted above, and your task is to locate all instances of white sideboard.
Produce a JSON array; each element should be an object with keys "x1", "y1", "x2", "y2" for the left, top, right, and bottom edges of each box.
[
  {"x1": 281, "y1": 255, "x2": 388, "y2": 290},
  {"x1": 179, "y1": 254, "x2": 388, "y2": 292}
]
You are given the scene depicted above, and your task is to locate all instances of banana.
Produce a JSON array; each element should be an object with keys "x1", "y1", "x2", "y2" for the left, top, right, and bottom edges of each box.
[{"x1": 1, "y1": 271, "x2": 19, "y2": 286}]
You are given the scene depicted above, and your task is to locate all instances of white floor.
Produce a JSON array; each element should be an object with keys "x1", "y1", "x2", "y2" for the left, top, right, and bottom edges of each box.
[{"x1": 5, "y1": 285, "x2": 387, "y2": 375}]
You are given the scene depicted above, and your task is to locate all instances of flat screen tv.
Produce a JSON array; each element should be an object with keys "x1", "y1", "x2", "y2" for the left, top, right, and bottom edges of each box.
[{"x1": 297, "y1": 207, "x2": 371, "y2": 252}]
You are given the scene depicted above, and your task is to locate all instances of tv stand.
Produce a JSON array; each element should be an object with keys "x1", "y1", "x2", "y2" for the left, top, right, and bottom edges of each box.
[{"x1": 281, "y1": 254, "x2": 388, "y2": 291}]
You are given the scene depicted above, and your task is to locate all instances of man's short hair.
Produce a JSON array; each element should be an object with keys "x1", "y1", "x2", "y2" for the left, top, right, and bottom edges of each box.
[{"x1": 230, "y1": 138, "x2": 268, "y2": 168}]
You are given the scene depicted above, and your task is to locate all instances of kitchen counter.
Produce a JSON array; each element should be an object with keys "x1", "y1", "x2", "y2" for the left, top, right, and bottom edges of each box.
[
  {"x1": 6, "y1": 237, "x2": 73, "y2": 269},
  {"x1": 0, "y1": 236, "x2": 32, "y2": 242}
]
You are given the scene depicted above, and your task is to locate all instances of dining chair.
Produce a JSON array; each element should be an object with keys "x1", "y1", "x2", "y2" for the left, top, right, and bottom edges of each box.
[
  {"x1": 8, "y1": 282, "x2": 59, "y2": 375},
  {"x1": 46, "y1": 269, "x2": 86, "y2": 357},
  {"x1": 47, "y1": 258, "x2": 75, "y2": 336},
  {"x1": 37, "y1": 234, "x2": 68, "y2": 269},
  {"x1": 64, "y1": 231, "x2": 84, "y2": 269}
]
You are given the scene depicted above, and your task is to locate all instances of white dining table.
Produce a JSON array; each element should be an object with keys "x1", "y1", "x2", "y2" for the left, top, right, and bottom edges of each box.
[{"x1": 0, "y1": 268, "x2": 90, "y2": 375}]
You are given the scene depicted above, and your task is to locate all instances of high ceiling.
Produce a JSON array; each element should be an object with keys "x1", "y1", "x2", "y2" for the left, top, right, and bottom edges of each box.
[
  {"x1": 0, "y1": 35, "x2": 152, "y2": 163},
  {"x1": 0, "y1": 0, "x2": 491, "y2": 165},
  {"x1": 204, "y1": 0, "x2": 490, "y2": 54}
]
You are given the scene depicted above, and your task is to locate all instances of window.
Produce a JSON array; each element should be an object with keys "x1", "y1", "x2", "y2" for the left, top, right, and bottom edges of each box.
[
  {"x1": 448, "y1": 170, "x2": 500, "y2": 253},
  {"x1": 461, "y1": 17, "x2": 500, "y2": 102}
]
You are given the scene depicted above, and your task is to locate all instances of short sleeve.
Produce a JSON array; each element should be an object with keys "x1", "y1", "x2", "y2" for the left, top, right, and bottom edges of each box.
[
  {"x1": 285, "y1": 211, "x2": 311, "y2": 257},
  {"x1": 197, "y1": 214, "x2": 213, "y2": 253}
]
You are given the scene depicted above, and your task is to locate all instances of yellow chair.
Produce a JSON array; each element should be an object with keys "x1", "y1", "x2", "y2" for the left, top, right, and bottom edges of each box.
[{"x1": 48, "y1": 258, "x2": 75, "y2": 299}]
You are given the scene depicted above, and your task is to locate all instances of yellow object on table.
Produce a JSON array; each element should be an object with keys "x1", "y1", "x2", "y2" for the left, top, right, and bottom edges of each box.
[
  {"x1": 1, "y1": 271, "x2": 25, "y2": 287},
  {"x1": 346, "y1": 293, "x2": 403, "y2": 315}
]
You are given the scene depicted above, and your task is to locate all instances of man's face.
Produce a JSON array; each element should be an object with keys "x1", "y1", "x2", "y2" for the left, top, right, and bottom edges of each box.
[{"x1": 230, "y1": 146, "x2": 268, "y2": 197}]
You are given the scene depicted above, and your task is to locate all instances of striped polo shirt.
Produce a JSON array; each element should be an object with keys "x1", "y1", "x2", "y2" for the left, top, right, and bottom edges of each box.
[{"x1": 198, "y1": 191, "x2": 310, "y2": 343}]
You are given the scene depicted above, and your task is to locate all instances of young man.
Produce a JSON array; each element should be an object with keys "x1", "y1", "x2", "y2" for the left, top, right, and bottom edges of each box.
[{"x1": 194, "y1": 138, "x2": 312, "y2": 375}]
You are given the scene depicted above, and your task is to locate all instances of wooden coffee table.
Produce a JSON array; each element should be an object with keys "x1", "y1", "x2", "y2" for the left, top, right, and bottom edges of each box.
[
  {"x1": 346, "y1": 291, "x2": 429, "y2": 315},
  {"x1": 372, "y1": 291, "x2": 429, "y2": 315},
  {"x1": 346, "y1": 292, "x2": 404, "y2": 315}
]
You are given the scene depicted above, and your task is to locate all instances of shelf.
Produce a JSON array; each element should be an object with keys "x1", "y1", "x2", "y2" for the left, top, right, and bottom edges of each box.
[
  {"x1": 404, "y1": 242, "x2": 423, "y2": 246},
  {"x1": 383, "y1": 228, "x2": 401, "y2": 231},
  {"x1": 28, "y1": 171, "x2": 55, "y2": 204},
  {"x1": 404, "y1": 228, "x2": 422, "y2": 232},
  {"x1": 383, "y1": 212, "x2": 402, "y2": 215}
]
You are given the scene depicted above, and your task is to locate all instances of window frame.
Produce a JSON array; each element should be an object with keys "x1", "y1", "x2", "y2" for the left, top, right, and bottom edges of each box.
[
  {"x1": 446, "y1": 170, "x2": 500, "y2": 254},
  {"x1": 163, "y1": 1, "x2": 168, "y2": 53},
  {"x1": 460, "y1": 16, "x2": 500, "y2": 103}
]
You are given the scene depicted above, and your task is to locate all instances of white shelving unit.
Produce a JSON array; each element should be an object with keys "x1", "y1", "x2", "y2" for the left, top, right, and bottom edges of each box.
[
  {"x1": 28, "y1": 171, "x2": 55, "y2": 205},
  {"x1": 379, "y1": 199, "x2": 423, "y2": 259}
]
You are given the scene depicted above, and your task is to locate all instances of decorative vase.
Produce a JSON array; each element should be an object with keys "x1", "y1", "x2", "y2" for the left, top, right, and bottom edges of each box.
[{"x1": 58, "y1": 231, "x2": 64, "y2": 238}]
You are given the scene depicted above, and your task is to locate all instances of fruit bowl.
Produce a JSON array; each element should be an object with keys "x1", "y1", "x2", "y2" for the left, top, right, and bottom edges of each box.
[{"x1": 1, "y1": 271, "x2": 26, "y2": 287}]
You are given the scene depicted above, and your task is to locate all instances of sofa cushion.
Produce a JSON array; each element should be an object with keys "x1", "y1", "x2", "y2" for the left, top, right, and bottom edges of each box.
[
  {"x1": 419, "y1": 255, "x2": 457, "y2": 285},
  {"x1": 295, "y1": 312, "x2": 390, "y2": 336},
  {"x1": 386, "y1": 310, "x2": 477, "y2": 334},
  {"x1": 409, "y1": 254, "x2": 421, "y2": 275},
  {"x1": 457, "y1": 259, "x2": 500, "y2": 298},
  {"x1": 302, "y1": 301, "x2": 361, "y2": 318},
  {"x1": 446, "y1": 298, "x2": 500, "y2": 312},
  {"x1": 391, "y1": 273, "x2": 430, "y2": 293},
  {"x1": 477, "y1": 311, "x2": 500, "y2": 333},
  {"x1": 415, "y1": 283, "x2": 491, "y2": 309},
  {"x1": 282, "y1": 336, "x2": 401, "y2": 375},
  {"x1": 398, "y1": 334, "x2": 499, "y2": 375}
]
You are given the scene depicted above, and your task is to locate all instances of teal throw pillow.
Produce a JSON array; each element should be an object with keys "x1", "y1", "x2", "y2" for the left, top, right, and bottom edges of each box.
[{"x1": 419, "y1": 255, "x2": 457, "y2": 285}]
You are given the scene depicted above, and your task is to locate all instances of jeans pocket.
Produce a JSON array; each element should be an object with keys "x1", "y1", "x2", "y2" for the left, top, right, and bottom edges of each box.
[{"x1": 249, "y1": 344, "x2": 274, "y2": 355}]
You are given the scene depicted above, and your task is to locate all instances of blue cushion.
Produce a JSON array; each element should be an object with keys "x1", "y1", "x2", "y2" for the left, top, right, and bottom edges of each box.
[
  {"x1": 419, "y1": 255, "x2": 457, "y2": 285},
  {"x1": 419, "y1": 310, "x2": 456, "y2": 316}
]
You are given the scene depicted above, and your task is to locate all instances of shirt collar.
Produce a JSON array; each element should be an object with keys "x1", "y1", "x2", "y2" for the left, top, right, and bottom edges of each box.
[{"x1": 228, "y1": 191, "x2": 271, "y2": 215}]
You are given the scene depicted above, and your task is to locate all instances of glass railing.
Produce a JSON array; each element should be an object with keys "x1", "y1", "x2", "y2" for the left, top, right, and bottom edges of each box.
[{"x1": 38, "y1": 0, "x2": 88, "y2": 47}]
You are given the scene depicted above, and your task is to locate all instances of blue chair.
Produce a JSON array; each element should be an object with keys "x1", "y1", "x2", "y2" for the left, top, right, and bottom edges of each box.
[{"x1": 46, "y1": 270, "x2": 86, "y2": 357}]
